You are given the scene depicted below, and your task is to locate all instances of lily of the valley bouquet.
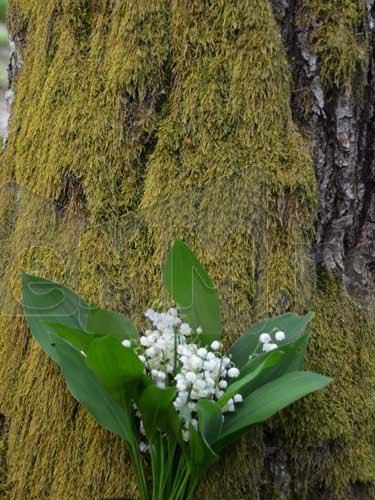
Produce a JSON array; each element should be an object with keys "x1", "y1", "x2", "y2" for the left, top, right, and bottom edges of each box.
[{"x1": 22, "y1": 240, "x2": 332, "y2": 500}]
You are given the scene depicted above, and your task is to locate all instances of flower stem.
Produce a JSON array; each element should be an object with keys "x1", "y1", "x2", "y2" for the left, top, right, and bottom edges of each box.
[{"x1": 129, "y1": 444, "x2": 149, "y2": 500}]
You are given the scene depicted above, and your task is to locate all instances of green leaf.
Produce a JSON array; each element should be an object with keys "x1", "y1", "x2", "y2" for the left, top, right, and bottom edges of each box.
[
  {"x1": 22, "y1": 272, "x2": 90, "y2": 361},
  {"x1": 86, "y1": 336, "x2": 149, "y2": 404},
  {"x1": 230, "y1": 312, "x2": 314, "y2": 369},
  {"x1": 185, "y1": 402, "x2": 222, "y2": 468},
  {"x1": 87, "y1": 307, "x2": 139, "y2": 343},
  {"x1": 138, "y1": 385, "x2": 180, "y2": 439},
  {"x1": 217, "y1": 371, "x2": 332, "y2": 449},
  {"x1": 217, "y1": 350, "x2": 283, "y2": 407},
  {"x1": 51, "y1": 334, "x2": 137, "y2": 444},
  {"x1": 163, "y1": 240, "x2": 221, "y2": 346},
  {"x1": 188, "y1": 424, "x2": 219, "y2": 468},
  {"x1": 196, "y1": 399, "x2": 223, "y2": 447},
  {"x1": 47, "y1": 322, "x2": 99, "y2": 353}
]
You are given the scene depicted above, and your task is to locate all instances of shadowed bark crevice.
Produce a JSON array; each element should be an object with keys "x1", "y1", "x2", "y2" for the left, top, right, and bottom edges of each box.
[{"x1": 272, "y1": 0, "x2": 375, "y2": 304}]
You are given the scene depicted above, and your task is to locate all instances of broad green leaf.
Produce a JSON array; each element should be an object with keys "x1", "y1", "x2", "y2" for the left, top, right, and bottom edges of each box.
[
  {"x1": 218, "y1": 350, "x2": 283, "y2": 407},
  {"x1": 187, "y1": 402, "x2": 222, "y2": 468},
  {"x1": 196, "y1": 400, "x2": 223, "y2": 447},
  {"x1": 230, "y1": 312, "x2": 314, "y2": 369},
  {"x1": 47, "y1": 322, "x2": 99, "y2": 353},
  {"x1": 87, "y1": 307, "x2": 139, "y2": 343},
  {"x1": 163, "y1": 240, "x2": 221, "y2": 346},
  {"x1": 217, "y1": 371, "x2": 332, "y2": 449},
  {"x1": 238, "y1": 334, "x2": 310, "y2": 398},
  {"x1": 138, "y1": 385, "x2": 180, "y2": 439},
  {"x1": 86, "y1": 336, "x2": 149, "y2": 404},
  {"x1": 51, "y1": 334, "x2": 137, "y2": 444},
  {"x1": 188, "y1": 423, "x2": 219, "y2": 468},
  {"x1": 22, "y1": 272, "x2": 89, "y2": 361}
]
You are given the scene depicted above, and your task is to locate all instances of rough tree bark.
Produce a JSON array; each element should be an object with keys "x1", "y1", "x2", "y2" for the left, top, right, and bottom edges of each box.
[{"x1": 0, "y1": 1, "x2": 374, "y2": 499}]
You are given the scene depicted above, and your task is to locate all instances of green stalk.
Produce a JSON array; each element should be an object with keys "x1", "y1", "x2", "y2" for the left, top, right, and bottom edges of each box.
[
  {"x1": 248, "y1": 341, "x2": 261, "y2": 361},
  {"x1": 147, "y1": 437, "x2": 204, "y2": 500},
  {"x1": 162, "y1": 438, "x2": 177, "y2": 493},
  {"x1": 157, "y1": 434, "x2": 165, "y2": 500},
  {"x1": 173, "y1": 330, "x2": 178, "y2": 372},
  {"x1": 150, "y1": 436, "x2": 159, "y2": 500},
  {"x1": 129, "y1": 444, "x2": 149, "y2": 500},
  {"x1": 168, "y1": 454, "x2": 187, "y2": 498},
  {"x1": 173, "y1": 462, "x2": 192, "y2": 500},
  {"x1": 184, "y1": 471, "x2": 202, "y2": 500}
]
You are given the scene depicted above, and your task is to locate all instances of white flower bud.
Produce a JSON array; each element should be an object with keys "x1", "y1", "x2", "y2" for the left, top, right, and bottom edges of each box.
[
  {"x1": 80, "y1": 350, "x2": 87, "y2": 358},
  {"x1": 219, "y1": 380, "x2": 228, "y2": 389},
  {"x1": 146, "y1": 347, "x2": 156, "y2": 357},
  {"x1": 139, "y1": 441, "x2": 149, "y2": 453},
  {"x1": 121, "y1": 339, "x2": 131, "y2": 347},
  {"x1": 180, "y1": 323, "x2": 192, "y2": 335},
  {"x1": 197, "y1": 347, "x2": 207, "y2": 358},
  {"x1": 211, "y1": 340, "x2": 221, "y2": 351},
  {"x1": 191, "y1": 355, "x2": 203, "y2": 370},
  {"x1": 193, "y1": 379, "x2": 206, "y2": 391},
  {"x1": 228, "y1": 367, "x2": 240, "y2": 378},
  {"x1": 144, "y1": 308, "x2": 156, "y2": 320},
  {"x1": 205, "y1": 377, "x2": 215, "y2": 387},
  {"x1": 228, "y1": 400, "x2": 235, "y2": 412},
  {"x1": 157, "y1": 339, "x2": 166, "y2": 349},
  {"x1": 207, "y1": 359, "x2": 218, "y2": 371},
  {"x1": 234, "y1": 393, "x2": 243, "y2": 403},
  {"x1": 263, "y1": 343, "x2": 278, "y2": 352},
  {"x1": 259, "y1": 333, "x2": 271, "y2": 344},
  {"x1": 176, "y1": 380, "x2": 187, "y2": 391},
  {"x1": 206, "y1": 352, "x2": 216, "y2": 361},
  {"x1": 185, "y1": 372, "x2": 197, "y2": 383},
  {"x1": 275, "y1": 330, "x2": 286, "y2": 341},
  {"x1": 196, "y1": 326, "x2": 203, "y2": 334}
]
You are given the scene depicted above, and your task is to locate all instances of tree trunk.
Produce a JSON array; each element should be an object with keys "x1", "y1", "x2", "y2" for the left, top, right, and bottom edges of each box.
[{"x1": 0, "y1": 1, "x2": 374, "y2": 499}]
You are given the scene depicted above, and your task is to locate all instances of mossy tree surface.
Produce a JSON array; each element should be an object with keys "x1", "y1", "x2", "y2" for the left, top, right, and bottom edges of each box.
[{"x1": 0, "y1": 1, "x2": 374, "y2": 499}]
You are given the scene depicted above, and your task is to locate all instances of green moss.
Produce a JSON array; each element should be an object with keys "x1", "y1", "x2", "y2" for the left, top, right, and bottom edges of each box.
[
  {"x1": 5, "y1": 0, "x2": 170, "y2": 220},
  {"x1": 0, "y1": 0, "x2": 372, "y2": 499},
  {"x1": 267, "y1": 270, "x2": 375, "y2": 499},
  {"x1": 304, "y1": 0, "x2": 368, "y2": 89},
  {"x1": 0, "y1": 417, "x2": 8, "y2": 498}
]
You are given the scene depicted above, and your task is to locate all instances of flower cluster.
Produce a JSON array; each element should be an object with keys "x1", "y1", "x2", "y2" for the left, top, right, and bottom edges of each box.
[
  {"x1": 259, "y1": 329, "x2": 286, "y2": 352},
  {"x1": 129, "y1": 307, "x2": 243, "y2": 445}
]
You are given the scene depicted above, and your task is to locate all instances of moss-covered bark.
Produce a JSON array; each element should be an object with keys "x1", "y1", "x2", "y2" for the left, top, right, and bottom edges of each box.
[{"x1": 0, "y1": 1, "x2": 374, "y2": 499}]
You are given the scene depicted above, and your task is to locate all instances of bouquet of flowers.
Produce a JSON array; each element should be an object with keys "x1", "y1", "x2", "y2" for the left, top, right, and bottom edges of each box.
[{"x1": 22, "y1": 240, "x2": 332, "y2": 500}]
